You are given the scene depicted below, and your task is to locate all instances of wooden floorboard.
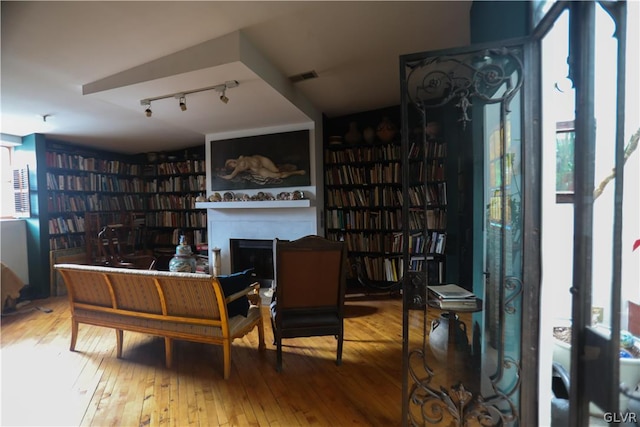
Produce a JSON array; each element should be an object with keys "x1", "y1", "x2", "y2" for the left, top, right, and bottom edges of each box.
[{"x1": 1, "y1": 294, "x2": 417, "y2": 426}]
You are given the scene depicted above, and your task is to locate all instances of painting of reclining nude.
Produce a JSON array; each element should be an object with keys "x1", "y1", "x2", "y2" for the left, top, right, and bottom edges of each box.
[{"x1": 210, "y1": 130, "x2": 311, "y2": 190}]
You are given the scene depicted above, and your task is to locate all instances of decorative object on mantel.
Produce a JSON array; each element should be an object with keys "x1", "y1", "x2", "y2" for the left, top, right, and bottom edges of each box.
[
  {"x1": 206, "y1": 190, "x2": 305, "y2": 202},
  {"x1": 376, "y1": 116, "x2": 398, "y2": 142},
  {"x1": 168, "y1": 235, "x2": 197, "y2": 273},
  {"x1": 277, "y1": 191, "x2": 305, "y2": 200}
]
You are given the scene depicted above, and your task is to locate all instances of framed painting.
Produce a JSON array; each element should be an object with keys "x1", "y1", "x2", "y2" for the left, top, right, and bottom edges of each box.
[{"x1": 210, "y1": 130, "x2": 311, "y2": 190}]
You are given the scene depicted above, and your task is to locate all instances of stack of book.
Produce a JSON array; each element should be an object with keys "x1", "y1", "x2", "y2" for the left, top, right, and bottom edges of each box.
[{"x1": 427, "y1": 284, "x2": 478, "y2": 310}]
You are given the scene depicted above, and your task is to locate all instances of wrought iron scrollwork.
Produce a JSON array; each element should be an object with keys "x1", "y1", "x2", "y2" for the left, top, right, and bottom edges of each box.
[
  {"x1": 403, "y1": 45, "x2": 525, "y2": 427},
  {"x1": 408, "y1": 347, "x2": 520, "y2": 426},
  {"x1": 405, "y1": 47, "x2": 524, "y2": 129}
]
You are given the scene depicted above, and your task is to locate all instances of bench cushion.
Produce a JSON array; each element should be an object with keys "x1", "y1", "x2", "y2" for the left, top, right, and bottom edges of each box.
[{"x1": 218, "y1": 269, "x2": 253, "y2": 317}]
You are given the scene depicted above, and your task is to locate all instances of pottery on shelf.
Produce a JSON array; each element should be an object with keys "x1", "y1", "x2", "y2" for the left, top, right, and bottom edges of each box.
[
  {"x1": 376, "y1": 116, "x2": 397, "y2": 142},
  {"x1": 363, "y1": 126, "x2": 376, "y2": 144},
  {"x1": 344, "y1": 121, "x2": 362, "y2": 144}
]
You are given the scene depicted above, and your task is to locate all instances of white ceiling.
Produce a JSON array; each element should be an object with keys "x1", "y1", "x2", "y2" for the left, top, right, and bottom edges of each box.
[{"x1": 1, "y1": 1, "x2": 471, "y2": 154}]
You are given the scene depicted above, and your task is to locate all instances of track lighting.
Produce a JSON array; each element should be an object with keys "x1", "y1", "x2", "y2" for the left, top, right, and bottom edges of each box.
[
  {"x1": 139, "y1": 80, "x2": 239, "y2": 117},
  {"x1": 219, "y1": 89, "x2": 229, "y2": 104},
  {"x1": 141, "y1": 101, "x2": 152, "y2": 118}
]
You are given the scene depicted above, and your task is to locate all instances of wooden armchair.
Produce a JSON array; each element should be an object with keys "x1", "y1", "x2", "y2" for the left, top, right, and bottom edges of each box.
[
  {"x1": 270, "y1": 235, "x2": 347, "y2": 372},
  {"x1": 97, "y1": 225, "x2": 156, "y2": 270}
]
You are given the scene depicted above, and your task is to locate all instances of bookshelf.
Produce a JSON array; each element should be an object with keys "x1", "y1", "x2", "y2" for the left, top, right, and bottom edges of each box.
[
  {"x1": 323, "y1": 107, "x2": 403, "y2": 289},
  {"x1": 405, "y1": 133, "x2": 448, "y2": 286},
  {"x1": 45, "y1": 142, "x2": 145, "y2": 258},
  {"x1": 45, "y1": 141, "x2": 207, "y2": 269},
  {"x1": 142, "y1": 147, "x2": 207, "y2": 264}
]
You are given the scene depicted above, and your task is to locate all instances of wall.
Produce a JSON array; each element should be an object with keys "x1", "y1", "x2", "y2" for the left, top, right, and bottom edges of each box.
[
  {"x1": 0, "y1": 220, "x2": 29, "y2": 284},
  {"x1": 204, "y1": 122, "x2": 321, "y2": 275}
]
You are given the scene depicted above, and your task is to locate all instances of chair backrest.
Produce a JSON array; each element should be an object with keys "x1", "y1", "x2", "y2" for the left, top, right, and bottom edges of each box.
[
  {"x1": 273, "y1": 235, "x2": 346, "y2": 311},
  {"x1": 97, "y1": 225, "x2": 156, "y2": 270}
]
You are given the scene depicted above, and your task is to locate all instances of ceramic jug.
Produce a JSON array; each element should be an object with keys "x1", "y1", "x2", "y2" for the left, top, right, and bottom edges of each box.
[{"x1": 428, "y1": 312, "x2": 469, "y2": 363}]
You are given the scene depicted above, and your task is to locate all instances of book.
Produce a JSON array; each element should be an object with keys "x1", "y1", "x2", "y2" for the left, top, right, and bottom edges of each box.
[
  {"x1": 429, "y1": 298, "x2": 479, "y2": 310},
  {"x1": 427, "y1": 284, "x2": 475, "y2": 300}
]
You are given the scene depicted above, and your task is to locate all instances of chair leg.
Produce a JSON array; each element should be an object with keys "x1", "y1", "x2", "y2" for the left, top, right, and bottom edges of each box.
[
  {"x1": 70, "y1": 319, "x2": 78, "y2": 351},
  {"x1": 223, "y1": 341, "x2": 231, "y2": 379},
  {"x1": 257, "y1": 319, "x2": 266, "y2": 350},
  {"x1": 276, "y1": 335, "x2": 283, "y2": 372},
  {"x1": 270, "y1": 317, "x2": 277, "y2": 346},
  {"x1": 116, "y1": 329, "x2": 124, "y2": 358},
  {"x1": 336, "y1": 328, "x2": 344, "y2": 366},
  {"x1": 164, "y1": 337, "x2": 173, "y2": 368}
]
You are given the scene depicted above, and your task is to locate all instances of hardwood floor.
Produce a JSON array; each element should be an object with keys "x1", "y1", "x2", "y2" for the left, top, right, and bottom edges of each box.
[{"x1": 1, "y1": 293, "x2": 407, "y2": 426}]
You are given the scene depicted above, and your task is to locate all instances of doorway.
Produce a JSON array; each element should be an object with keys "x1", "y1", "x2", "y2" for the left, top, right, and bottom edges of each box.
[{"x1": 538, "y1": 2, "x2": 639, "y2": 426}]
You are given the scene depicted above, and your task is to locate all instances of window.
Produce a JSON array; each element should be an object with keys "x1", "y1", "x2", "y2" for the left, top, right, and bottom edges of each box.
[
  {"x1": 12, "y1": 166, "x2": 30, "y2": 217},
  {"x1": 555, "y1": 120, "x2": 575, "y2": 203},
  {"x1": 0, "y1": 145, "x2": 30, "y2": 218}
]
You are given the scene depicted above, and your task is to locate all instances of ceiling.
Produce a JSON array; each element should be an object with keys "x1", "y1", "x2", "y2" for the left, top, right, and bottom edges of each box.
[{"x1": 1, "y1": 1, "x2": 471, "y2": 154}]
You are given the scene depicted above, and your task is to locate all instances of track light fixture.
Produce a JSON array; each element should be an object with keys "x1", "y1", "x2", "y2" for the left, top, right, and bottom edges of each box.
[
  {"x1": 142, "y1": 101, "x2": 152, "y2": 118},
  {"x1": 139, "y1": 80, "x2": 239, "y2": 117},
  {"x1": 219, "y1": 88, "x2": 229, "y2": 104}
]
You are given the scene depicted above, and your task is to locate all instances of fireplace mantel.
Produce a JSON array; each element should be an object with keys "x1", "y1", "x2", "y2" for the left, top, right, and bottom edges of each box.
[{"x1": 195, "y1": 200, "x2": 313, "y2": 209}]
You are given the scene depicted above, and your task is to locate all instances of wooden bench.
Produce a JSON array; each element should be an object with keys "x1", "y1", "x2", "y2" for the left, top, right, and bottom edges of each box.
[{"x1": 54, "y1": 263, "x2": 265, "y2": 379}]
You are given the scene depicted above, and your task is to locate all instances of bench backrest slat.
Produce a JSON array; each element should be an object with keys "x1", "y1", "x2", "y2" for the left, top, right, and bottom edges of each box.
[{"x1": 55, "y1": 264, "x2": 224, "y2": 321}]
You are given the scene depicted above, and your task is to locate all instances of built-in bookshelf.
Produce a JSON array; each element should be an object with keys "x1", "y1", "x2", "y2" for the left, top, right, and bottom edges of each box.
[
  {"x1": 45, "y1": 144, "x2": 145, "y2": 252},
  {"x1": 404, "y1": 131, "x2": 448, "y2": 286},
  {"x1": 142, "y1": 149, "x2": 207, "y2": 257},
  {"x1": 324, "y1": 107, "x2": 403, "y2": 288},
  {"x1": 45, "y1": 142, "x2": 207, "y2": 261}
]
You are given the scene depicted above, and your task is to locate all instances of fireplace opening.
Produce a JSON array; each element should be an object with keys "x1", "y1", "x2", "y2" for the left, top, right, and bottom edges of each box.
[{"x1": 229, "y1": 239, "x2": 274, "y2": 288}]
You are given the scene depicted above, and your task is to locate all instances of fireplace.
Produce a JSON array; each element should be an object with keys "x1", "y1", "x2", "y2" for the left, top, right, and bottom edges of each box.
[{"x1": 229, "y1": 239, "x2": 274, "y2": 288}]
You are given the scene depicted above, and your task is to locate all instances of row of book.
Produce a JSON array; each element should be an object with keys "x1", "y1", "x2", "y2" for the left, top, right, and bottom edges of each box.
[
  {"x1": 407, "y1": 209, "x2": 448, "y2": 230},
  {"x1": 408, "y1": 160, "x2": 446, "y2": 182},
  {"x1": 49, "y1": 215, "x2": 85, "y2": 235},
  {"x1": 408, "y1": 140, "x2": 447, "y2": 159},
  {"x1": 147, "y1": 175, "x2": 206, "y2": 193},
  {"x1": 408, "y1": 231, "x2": 447, "y2": 255},
  {"x1": 48, "y1": 194, "x2": 145, "y2": 213},
  {"x1": 47, "y1": 172, "x2": 147, "y2": 193},
  {"x1": 324, "y1": 144, "x2": 401, "y2": 164},
  {"x1": 325, "y1": 163, "x2": 401, "y2": 186},
  {"x1": 47, "y1": 173, "x2": 206, "y2": 194},
  {"x1": 156, "y1": 160, "x2": 206, "y2": 175},
  {"x1": 46, "y1": 152, "x2": 142, "y2": 175},
  {"x1": 348, "y1": 255, "x2": 403, "y2": 282},
  {"x1": 145, "y1": 211, "x2": 207, "y2": 228},
  {"x1": 406, "y1": 183, "x2": 448, "y2": 206},
  {"x1": 326, "y1": 187, "x2": 402, "y2": 208},
  {"x1": 146, "y1": 194, "x2": 203, "y2": 211},
  {"x1": 46, "y1": 152, "x2": 205, "y2": 176},
  {"x1": 49, "y1": 234, "x2": 86, "y2": 250},
  {"x1": 326, "y1": 208, "x2": 402, "y2": 230}
]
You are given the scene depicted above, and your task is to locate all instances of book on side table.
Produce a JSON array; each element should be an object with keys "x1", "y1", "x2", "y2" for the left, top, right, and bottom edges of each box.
[{"x1": 428, "y1": 284, "x2": 478, "y2": 310}]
